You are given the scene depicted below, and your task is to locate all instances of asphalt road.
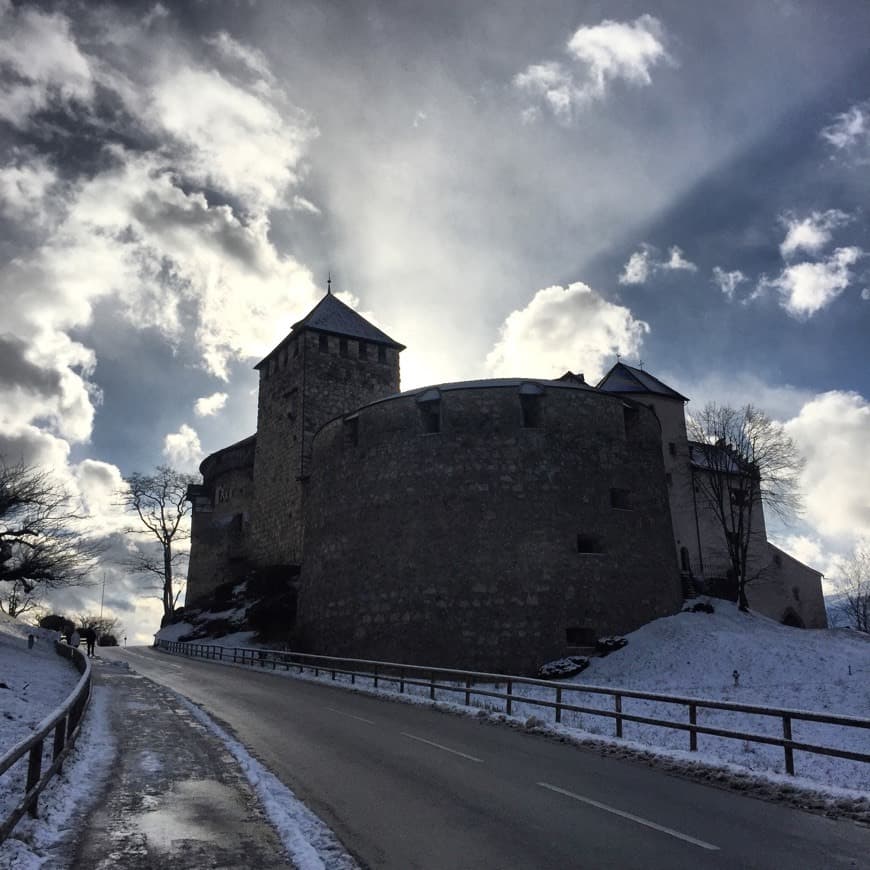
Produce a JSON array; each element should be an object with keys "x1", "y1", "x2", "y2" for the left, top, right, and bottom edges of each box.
[{"x1": 105, "y1": 646, "x2": 869, "y2": 869}]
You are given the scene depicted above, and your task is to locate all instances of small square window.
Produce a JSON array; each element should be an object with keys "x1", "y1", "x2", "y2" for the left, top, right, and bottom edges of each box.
[
  {"x1": 319, "y1": 334, "x2": 328, "y2": 353},
  {"x1": 576, "y1": 534, "x2": 603, "y2": 554},
  {"x1": 610, "y1": 488, "x2": 632, "y2": 510}
]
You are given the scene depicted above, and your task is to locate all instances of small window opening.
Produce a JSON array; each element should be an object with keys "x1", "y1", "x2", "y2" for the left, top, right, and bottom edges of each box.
[
  {"x1": 344, "y1": 416, "x2": 359, "y2": 447},
  {"x1": 318, "y1": 334, "x2": 328, "y2": 353},
  {"x1": 680, "y1": 546, "x2": 691, "y2": 572},
  {"x1": 665, "y1": 472, "x2": 673, "y2": 487},
  {"x1": 792, "y1": 585, "x2": 800, "y2": 602},
  {"x1": 773, "y1": 553, "x2": 783, "y2": 568},
  {"x1": 668, "y1": 441, "x2": 677, "y2": 456},
  {"x1": 339, "y1": 337, "x2": 348, "y2": 357},
  {"x1": 419, "y1": 401, "x2": 440, "y2": 434},
  {"x1": 359, "y1": 341, "x2": 368, "y2": 360},
  {"x1": 520, "y1": 394, "x2": 541, "y2": 428},
  {"x1": 623, "y1": 405, "x2": 640, "y2": 436},
  {"x1": 730, "y1": 488, "x2": 747, "y2": 507},
  {"x1": 576, "y1": 534, "x2": 604, "y2": 554},
  {"x1": 566, "y1": 626, "x2": 596, "y2": 646},
  {"x1": 610, "y1": 488, "x2": 632, "y2": 510},
  {"x1": 378, "y1": 345, "x2": 387, "y2": 364}
]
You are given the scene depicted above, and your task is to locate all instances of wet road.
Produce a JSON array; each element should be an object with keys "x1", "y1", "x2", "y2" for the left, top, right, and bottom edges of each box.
[{"x1": 107, "y1": 646, "x2": 869, "y2": 870}]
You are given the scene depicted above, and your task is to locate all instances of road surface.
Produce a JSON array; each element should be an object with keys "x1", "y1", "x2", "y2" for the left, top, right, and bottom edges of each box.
[{"x1": 104, "y1": 646, "x2": 869, "y2": 869}]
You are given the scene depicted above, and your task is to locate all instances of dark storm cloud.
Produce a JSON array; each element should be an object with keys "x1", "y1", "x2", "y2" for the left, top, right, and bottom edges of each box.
[{"x1": 0, "y1": 333, "x2": 62, "y2": 394}]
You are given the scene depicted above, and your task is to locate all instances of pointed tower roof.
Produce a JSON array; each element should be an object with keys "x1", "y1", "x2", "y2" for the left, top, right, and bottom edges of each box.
[
  {"x1": 290, "y1": 292, "x2": 404, "y2": 348},
  {"x1": 596, "y1": 361, "x2": 688, "y2": 401},
  {"x1": 256, "y1": 292, "x2": 405, "y2": 369}
]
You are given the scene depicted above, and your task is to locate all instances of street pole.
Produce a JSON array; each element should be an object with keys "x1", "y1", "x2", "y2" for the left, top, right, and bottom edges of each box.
[{"x1": 100, "y1": 572, "x2": 106, "y2": 620}]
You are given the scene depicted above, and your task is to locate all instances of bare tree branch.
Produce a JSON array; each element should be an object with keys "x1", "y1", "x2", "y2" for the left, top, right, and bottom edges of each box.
[
  {"x1": 1, "y1": 457, "x2": 101, "y2": 616},
  {"x1": 119, "y1": 466, "x2": 195, "y2": 620},
  {"x1": 687, "y1": 404, "x2": 804, "y2": 612}
]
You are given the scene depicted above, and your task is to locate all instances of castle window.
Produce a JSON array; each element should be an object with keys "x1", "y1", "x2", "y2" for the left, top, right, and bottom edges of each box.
[
  {"x1": 339, "y1": 337, "x2": 349, "y2": 357},
  {"x1": 417, "y1": 389, "x2": 441, "y2": 434},
  {"x1": 623, "y1": 404, "x2": 639, "y2": 437},
  {"x1": 576, "y1": 534, "x2": 603, "y2": 554},
  {"x1": 665, "y1": 472, "x2": 673, "y2": 487},
  {"x1": 774, "y1": 553, "x2": 783, "y2": 568},
  {"x1": 680, "y1": 546, "x2": 691, "y2": 572},
  {"x1": 319, "y1": 334, "x2": 328, "y2": 353},
  {"x1": 378, "y1": 345, "x2": 387, "y2": 364},
  {"x1": 669, "y1": 441, "x2": 677, "y2": 456},
  {"x1": 566, "y1": 626, "x2": 595, "y2": 646},
  {"x1": 519, "y1": 383, "x2": 544, "y2": 428},
  {"x1": 610, "y1": 488, "x2": 632, "y2": 510},
  {"x1": 343, "y1": 415, "x2": 359, "y2": 447},
  {"x1": 359, "y1": 341, "x2": 368, "y2": 360}
]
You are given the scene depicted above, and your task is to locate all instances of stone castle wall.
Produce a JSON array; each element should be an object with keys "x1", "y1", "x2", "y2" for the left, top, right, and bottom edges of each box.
[
  {"x1": 186, "y1": 436, "x2": 256, "y2": 603},
  {"x1": 298, "y1": 383, "x2": 683, "y2": 674}
]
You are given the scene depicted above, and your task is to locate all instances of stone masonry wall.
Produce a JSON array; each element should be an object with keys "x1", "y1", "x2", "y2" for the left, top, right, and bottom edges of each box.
[
  {"x1": 249, "y1": 330, "x2": 400, "y2": 569},
  {"x1": 186, "y1": 438, "x2": 255, "y2": 604},
  {"x1": 299, "y1": 384, "x2": 682, "y2": 675}
]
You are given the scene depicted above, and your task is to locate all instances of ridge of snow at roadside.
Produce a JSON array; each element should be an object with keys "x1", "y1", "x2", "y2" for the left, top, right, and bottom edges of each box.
[{"x1": 176, "y1": 694, "x2": 358, "y2": 870}]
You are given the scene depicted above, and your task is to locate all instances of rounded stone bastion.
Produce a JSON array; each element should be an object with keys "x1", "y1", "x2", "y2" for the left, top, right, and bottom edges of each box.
[
  {"x1": 186, "y1": 434, "x2": 256, "y2": 604},
  {"x1": 298, "y1": 379, "x2": 682, "y2": 675}
]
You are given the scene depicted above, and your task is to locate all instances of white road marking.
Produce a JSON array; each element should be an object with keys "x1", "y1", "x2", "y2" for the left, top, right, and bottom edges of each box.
[
  {"x1": 326, "y1": 706, "x2": 375, "y2": 725},
  {"x1": 401, "y1": 732, "x2": 484, "y2": 763},
  {"x1": 537, "y1": 782, "x2": 720, "y2": 851}
]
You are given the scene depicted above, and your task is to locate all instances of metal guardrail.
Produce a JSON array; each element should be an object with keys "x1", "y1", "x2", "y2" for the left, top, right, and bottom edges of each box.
[
  {"x1": 158, "y1": 640, "x2": 870, "y2": 777},
  {"x1": 0, "y1": 643, "x2": 92, "y2": 843}
]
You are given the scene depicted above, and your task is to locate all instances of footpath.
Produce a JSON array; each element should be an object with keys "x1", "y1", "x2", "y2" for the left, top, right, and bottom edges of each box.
[{"x1": 69, "y1": 658, "x2": 293, "y2": 869}]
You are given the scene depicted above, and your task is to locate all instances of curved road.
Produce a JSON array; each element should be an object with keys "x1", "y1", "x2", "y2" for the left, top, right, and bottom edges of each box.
[{"x1": 106, "y1": 647, "x2": 868, "y2": 869}]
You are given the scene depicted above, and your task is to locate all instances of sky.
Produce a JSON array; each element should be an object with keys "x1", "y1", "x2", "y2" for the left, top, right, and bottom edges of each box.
[{"x1": 1, "y1": 0, "x2": 869, "y2": 641}]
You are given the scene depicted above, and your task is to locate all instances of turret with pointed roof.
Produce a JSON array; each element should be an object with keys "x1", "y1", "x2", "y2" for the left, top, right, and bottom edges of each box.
[{"x1": 247, "y1": 289, "x2": 404, "y2": 568}]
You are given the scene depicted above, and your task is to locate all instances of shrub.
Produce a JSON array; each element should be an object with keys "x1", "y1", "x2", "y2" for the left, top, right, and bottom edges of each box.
[
  {"x1": 539, "y1": 656, "x2": 590, "y2": 679},
  {"x1": 98, "y1": 634, "x2": 118, "y2": 646},
  {"x1": 595, "y1": 636, "x2": 628, "y2": 656}
]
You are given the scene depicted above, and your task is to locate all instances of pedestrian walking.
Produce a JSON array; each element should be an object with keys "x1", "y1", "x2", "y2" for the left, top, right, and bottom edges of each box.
[
  {"x1": 82, "y1": 626, "x2": 97, "y2": 657},
  {"x1": 69, "y1": 628, "x2": 81, "y2": 649}
]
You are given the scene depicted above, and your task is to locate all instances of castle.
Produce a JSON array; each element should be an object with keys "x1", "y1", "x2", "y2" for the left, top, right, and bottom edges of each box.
[{"x1": 186, "y1": 290, "x2": 827, "y2": 673}]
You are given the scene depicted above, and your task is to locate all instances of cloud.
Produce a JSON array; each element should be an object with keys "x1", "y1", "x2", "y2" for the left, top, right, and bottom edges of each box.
[
  {"x1": 779, "y1": 209, "x2": 850, "y2": 259},
  {"x1": 764, "y1": 246, "x2": 863, "y2": 317},
  {"x1": 619, "y1": 246, "x2": 652, "y2": 285},
  {"x1": 515, "y1": 15, "x2": 670, "y2": 121},
  {"x1": 711, "y1": 267, "x2": 747, "y2": 299},
  {"x1": 619, "y1": 243, "x2": 695, "y2": 284},
  {"x1": 662, "y1": 245, "x2": 697, "y2": 272},
  {"x1": 784, "y1": 391, "x2": 870, "y2": 545},
  {"x1": 486, "y1": 282, "x2": 649, "y2": 382},
  {"x1": 163, "y1": 424, "x2": 203, "y2": 471},
  {"x1": 0, "y1": 2, "x2": 94, "y2": 128},
  {"x1": 194, "y1": 392, "x2": 228, "y2": 417},
  {"x1": 820, "y1": 99, "x2": 870, "y2": 162}
]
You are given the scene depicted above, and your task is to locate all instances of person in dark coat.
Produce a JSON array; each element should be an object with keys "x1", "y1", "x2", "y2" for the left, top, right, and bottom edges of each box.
[{"x1": 82, "y1": 626, "x2": 97, "y2": 657}]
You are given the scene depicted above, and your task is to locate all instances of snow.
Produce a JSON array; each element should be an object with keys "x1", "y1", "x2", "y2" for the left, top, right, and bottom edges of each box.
[
  {"x1": 0, "y1": 684, "x2": 116, "y2": 868},
  {"x1": 0, "y1": 615, "x2": 78, "y2": 753},
  {"x1": 176, "y1": 694, "x2": 358, "y2": 870}
]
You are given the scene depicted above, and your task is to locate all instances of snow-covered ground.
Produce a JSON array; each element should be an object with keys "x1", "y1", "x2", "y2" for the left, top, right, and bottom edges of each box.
[
  {"x1": 160, "y1": 600, "x2": 870, "y2": 795},
  {"x1": 0, "y1": 613, "x2": 115, "y2": 868}
]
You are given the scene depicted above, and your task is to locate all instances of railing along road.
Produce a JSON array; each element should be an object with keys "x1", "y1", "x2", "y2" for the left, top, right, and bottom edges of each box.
[{"x1": 158, "y1": 640, "x2": 870, "y2": 778}]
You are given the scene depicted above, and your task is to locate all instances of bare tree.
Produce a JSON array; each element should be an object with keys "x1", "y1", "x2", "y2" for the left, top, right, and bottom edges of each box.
[
  {"x1": 120, "y1": 466, "x2": 195, "y2": 620},
  {"x1": 0, "y1": 458, "x2": 100, "y2": 617},
  {"x1": 75, "y1": 612, "x2": 125, "y2": 640},
  {"x1": 687, "y1": 404, "x2": 804, "y2": 612},
  {"x1": 834, "y1": 545, "x2": 869, "y2": 633}
]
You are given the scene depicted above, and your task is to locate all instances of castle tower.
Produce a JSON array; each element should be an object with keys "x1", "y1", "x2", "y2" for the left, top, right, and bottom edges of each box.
[
  {"x1": 249, "y1": 290, "x2": 404, "y2": 569},
  {"x1": 597, "y1": 363, "x2": 696, "y2": 579}
]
